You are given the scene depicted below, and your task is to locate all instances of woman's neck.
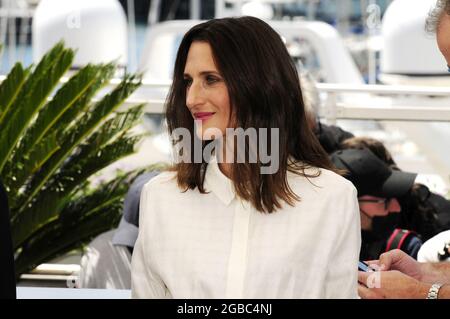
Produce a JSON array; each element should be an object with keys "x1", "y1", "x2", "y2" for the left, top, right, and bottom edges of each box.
[
  {"x1": 218, "y1": 162, "x2": 232, "y2": 179},
  {"x1": 217, "y1": 135, "x2": 235, "y2": 179}
]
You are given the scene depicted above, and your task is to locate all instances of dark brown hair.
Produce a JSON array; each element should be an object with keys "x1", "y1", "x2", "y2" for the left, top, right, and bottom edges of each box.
[
  {"x1": 166, "y1": 16, "x2": 334, "y2": 213},
  {"x1": 340, "y1": 136, "x2": 398, "y2": 169}
]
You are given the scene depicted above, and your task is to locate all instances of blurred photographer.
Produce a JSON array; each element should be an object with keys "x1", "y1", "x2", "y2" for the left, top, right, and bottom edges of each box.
[
  {"x1": 341, "y1": 136, "x2": 450, "y2": 243},
  {"x1": 331, "y1": 148, "x2": 422, "y2": 261}
]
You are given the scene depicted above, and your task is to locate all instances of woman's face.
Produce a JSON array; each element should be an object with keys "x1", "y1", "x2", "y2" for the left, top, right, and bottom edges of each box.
[{"x1": 183, "y1": 41, "x2": 232, "y2": 140}]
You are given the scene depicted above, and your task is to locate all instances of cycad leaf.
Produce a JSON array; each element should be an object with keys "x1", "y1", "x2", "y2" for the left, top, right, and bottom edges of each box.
[
  {"x1": 63, "y1": 134, "x2": 142, "y2": 185},
  {"x1": 59, "y1": 105, "x2": 144, "y2": 167},
  {"x1": 14, "y1": 64, "x2": 104, "y2": 155},
  {"x1": 0, "y1": 63, "x2": 29, "y2": 127},
  {"x1": 4, "y1": 64, "x2": 112, "y2": 198},
  {"x1": 11, "y1": 133, "x2": 142, "y2": 248},
  {"x1": 6, "y1": 133, "x2": 60, "y2": 212},
  {"x1": 53, "y1": 63, "x2": 116, "y2": 136},
  {"x1": 11, "y1": 80, "x2": 142, "y2": 247},
  {"x1": 0, "y1": 47, "x2": 74, "y2": 173},
  {"x1": 2, "y1": 42, "x2": 66, "y2": 127},
  {"x1": 2, "y1": 42, "x2": 149, "y2": 277},
  {"x1": 15, "y1": 75, "x2": 141, "y2": 212},
  {"x1": 38, "y1": 106, "x2": 144, "y2": 207},
  {"x1": 15, "y1": 205, "x2": 122, "y2": 276},
  {"x1": 25, "y1": 133, "x2": 60, "y2": 174},
  {"x1": 30, "y1": 41, "x2": 66, "y2": 85},
  {"x1": 13, "y1": 171, "x2": 143, "y2": 275},
  {"x1": 61, "y1": 169, "x2": 144, "y2": 220}
]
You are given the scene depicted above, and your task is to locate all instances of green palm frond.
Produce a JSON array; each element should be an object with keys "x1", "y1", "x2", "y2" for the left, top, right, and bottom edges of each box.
[
  {"x1": 54, "y1": 108, "x2": 145, "y2": 183},
  {"x1": 64, "y1": 104, "x2": 145, "y2": 162},
  {"x1": 14, "y1": 170, "x2": 144, "y2": 276},
  {"x1": 4, "y1": 64, "x2": 116, "y2": 200},
  {"x1": 11, "y1": 133, "x2": 142, "y2": 248},
  {"x1": 15, "y1": 74, "x2": 141, "y2": 214},
  {"x1": 0, "y1": 63, "x2": 29, "y2": 126},
  {"x1": 50, "y1": 106, "x2": 145, "y2": 196},
  {"x1": 13, "y1": 132, "x2": 60, "y2": 187},
  {"x1": 0, "y1": 45, "x2": 74, "y2": 172},
  {"x1": 53, "y1": 63, "x2": 116, "y2": 135},
  {"x1": 0, "y1": 42, "x2": 154, "y2": 276}
]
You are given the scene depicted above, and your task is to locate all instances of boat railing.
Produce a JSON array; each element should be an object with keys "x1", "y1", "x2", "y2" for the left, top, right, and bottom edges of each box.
[
  {"x1": 2, "y1": 74, "x2": 449, "y2": 122},
  {"x1": 113, "y1": 81, "x2": 450, "y2": 122},
  {"x1": 316, "y1": 83, "x2": 450, "y2": 124}
]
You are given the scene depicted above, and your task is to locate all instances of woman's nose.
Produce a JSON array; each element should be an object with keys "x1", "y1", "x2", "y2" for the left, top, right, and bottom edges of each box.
[{"x1": 186, "y1": 81, "x2": 205, "y2": 109}]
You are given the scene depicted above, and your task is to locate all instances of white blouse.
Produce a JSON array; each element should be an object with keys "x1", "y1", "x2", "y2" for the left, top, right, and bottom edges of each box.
[{"x1": 131, "y1": 158, "x2": 361, "y2": 298}]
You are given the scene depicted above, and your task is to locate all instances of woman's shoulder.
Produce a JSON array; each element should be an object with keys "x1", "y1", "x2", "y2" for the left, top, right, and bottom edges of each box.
[
  {"x1": 289, "y1": 165, "x2": 356, "y2": 195},
  {"x1": 142, "y1": 170, "x2": 178, "y2": 193},
  {"x1": 315, "y1": 167, "x2": 355, "y2": 190}
]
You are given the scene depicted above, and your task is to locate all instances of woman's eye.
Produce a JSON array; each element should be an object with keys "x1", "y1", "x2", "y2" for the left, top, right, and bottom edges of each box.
[
  {"x1": 183, "y1": 78, "x2": 192, "y2": 87},
  {"x1": 206, "y1": 76, "x2": 219, "y2": 84}
]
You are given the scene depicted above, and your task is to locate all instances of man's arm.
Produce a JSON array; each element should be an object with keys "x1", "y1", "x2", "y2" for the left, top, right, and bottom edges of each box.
[
  {"x1": 371, "y1": 249, "x2": 450, "y2": 284},
  {"x1": 421, "y1": 262, "x2": 450, "y2": 284},
  {"x1": 358, "y1": 270, "x2": 450, "y2": 299}
]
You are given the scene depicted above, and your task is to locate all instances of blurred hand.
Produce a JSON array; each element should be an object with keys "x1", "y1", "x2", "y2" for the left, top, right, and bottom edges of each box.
[
  {"x1": 366, "y1": 249, "x2": 425, "y2": 281},
  {"x1": 358, "y1": 270, "x2": 429, "y2": 299}
]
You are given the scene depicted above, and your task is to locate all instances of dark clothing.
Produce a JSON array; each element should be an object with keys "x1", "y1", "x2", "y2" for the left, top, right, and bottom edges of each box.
[
  {"x1": 429, "y1": 192, "x2": 450, "y2": 230},
  {"x1": 360, "y1": 229, "x2": 422, "y2": 261},
  {"x1": 123, "y1": 171, "x2": 160, "y2": 227},
  {"x1": 0, "y1": 181, "x2": 16, "y2": 299},
  {"x1": 315, "y1": 122, "x2": 354, "y2": 154},
  {"x1": 360, "y1": 231, "x2": 385, "y2": 261},
  {"x1": 398, "y1": 183, "x2": 450, "y2": 242},
  {"x1": 359, "y1": 183, "x2": 450, "y2": 261},
  {"x1": 111, "y1": 170, "x2": 160, "y2": 250}
]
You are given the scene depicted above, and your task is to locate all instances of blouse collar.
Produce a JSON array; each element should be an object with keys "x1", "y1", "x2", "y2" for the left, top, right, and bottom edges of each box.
[{"x1": 204, "y1": 155, "x2": 235, "y2": 206}]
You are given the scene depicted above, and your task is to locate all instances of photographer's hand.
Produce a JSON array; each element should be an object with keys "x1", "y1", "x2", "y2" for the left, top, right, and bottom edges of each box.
[
  {"x1": 378, "y1": 250, "x2": 424, "y2": 279},
  {"x1": 365, "y1": 249, "x2": 425, "y2": 281},
  {"x1": 358, "y1": 270, "x2": 429, "y2": 299},
  {"x1": 373, "y1": 249, "x2": 450, "y2": 284}
]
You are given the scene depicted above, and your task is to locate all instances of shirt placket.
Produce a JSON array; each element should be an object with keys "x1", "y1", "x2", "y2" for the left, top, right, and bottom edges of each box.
[{"x1": 225, "y1": 200, "x2": 251, "y2": 298}]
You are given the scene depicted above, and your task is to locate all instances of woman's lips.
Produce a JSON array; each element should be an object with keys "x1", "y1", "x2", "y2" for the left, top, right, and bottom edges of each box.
[{"x1": 194, "y1": 112, "x2": 215, "y2": 121}]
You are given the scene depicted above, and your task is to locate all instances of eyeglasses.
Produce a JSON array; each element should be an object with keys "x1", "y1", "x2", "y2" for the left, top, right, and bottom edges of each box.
[{"x1": 358, "y1": 198, "x2": 392, "y2": 210}]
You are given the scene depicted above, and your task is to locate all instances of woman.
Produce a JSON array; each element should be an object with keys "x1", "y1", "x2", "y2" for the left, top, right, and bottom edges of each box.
[{"x1": 131, "y1": 16, "x2": 361, "y2": 298}]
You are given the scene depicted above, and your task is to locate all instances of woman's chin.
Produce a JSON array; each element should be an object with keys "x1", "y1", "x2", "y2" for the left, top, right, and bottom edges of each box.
[{"x1": 196, "y1": 126, "x2": 224, "y2": 140}]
